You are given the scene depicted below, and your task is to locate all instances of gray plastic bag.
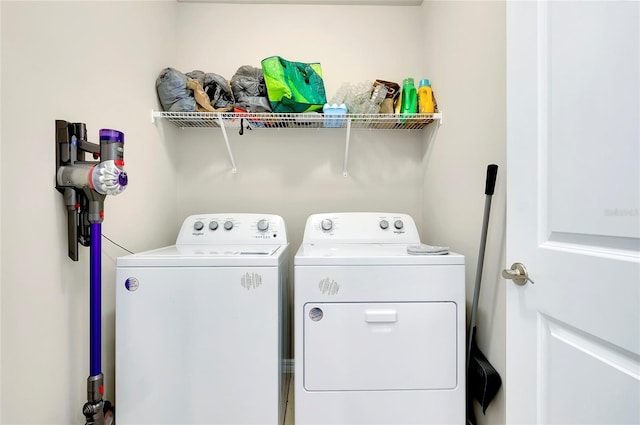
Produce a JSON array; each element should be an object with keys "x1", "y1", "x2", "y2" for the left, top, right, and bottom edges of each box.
[
  {"x1": 203, "y1": 73, "x2": 235, "y2": 110},
  {"x1": 156, "y1": 68, "x2": 196, "y2": 112},
  {"x1": 231, "y1": 65, "x2": 272, "y2": 112},
  {"x1": 186, "y1": 70, "x2": 206, "y2": 88}
]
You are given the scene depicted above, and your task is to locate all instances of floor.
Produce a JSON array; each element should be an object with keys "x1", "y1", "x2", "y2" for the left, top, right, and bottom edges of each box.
[{"x1": 284, "y1": 376, "x2": 295, "y2": 425}]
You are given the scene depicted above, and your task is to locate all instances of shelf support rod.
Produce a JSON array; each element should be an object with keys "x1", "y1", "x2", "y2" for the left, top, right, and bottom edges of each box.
[
  {"x1": 343, "y1": 118, "x2": 352, "y2": 177},
  {"x1": 217, "y1": 114, "x2": 237, "y2": 173}
]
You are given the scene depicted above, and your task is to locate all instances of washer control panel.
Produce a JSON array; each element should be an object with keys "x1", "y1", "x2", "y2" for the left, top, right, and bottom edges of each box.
[
  {"x1": 176, "y1": 213, "x2": 287, "y2": 245},
  {"x1": 303, "y1": 212, "x2": 420, "y2": 244}
]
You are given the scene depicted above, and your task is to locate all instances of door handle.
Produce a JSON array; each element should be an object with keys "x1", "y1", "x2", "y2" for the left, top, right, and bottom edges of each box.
[
  {"x1": 502, "y1": 262, "x2": 534, "y2": 285},
  {"x1": 365, "y1": 310, "x2": 397, "y2": 323}
]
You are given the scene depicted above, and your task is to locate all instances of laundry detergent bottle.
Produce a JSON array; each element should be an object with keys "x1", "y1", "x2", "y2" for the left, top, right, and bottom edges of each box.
[
  {"x1": 418, "y1": 79, "x2": 435, "y2": 113},
  {"x1": 400, "y1": 78, "x2": 417, "y2": 117}
]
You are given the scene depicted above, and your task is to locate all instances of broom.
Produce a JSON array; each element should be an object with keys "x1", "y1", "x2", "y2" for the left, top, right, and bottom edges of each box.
[{"x1": 466, "y1": 164, "x2": 502, "y2": 425}]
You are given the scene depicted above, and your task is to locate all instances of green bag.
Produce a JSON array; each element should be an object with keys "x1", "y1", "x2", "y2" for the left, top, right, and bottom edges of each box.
[{"x1": 261, "y1": 56, "x2": 327, "y2": 113}]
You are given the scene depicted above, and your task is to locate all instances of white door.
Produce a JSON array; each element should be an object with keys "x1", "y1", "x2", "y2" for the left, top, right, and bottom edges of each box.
[{"x1": 506, "y1": 1, "x2": 640, "y2": 424}]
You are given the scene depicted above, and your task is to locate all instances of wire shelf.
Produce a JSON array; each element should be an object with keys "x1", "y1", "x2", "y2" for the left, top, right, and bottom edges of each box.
[
  {"x1": 151, "y1": 110, "x2": 442, "y2": 176},
  {"x1": 152, "y1": 111, "x2": 441, "y2": 130}
]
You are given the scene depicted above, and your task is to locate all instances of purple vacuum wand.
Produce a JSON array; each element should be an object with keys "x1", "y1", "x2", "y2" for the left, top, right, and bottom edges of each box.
[{"x1": 55, "y1": 121, "x2": 128, "y2": 425}]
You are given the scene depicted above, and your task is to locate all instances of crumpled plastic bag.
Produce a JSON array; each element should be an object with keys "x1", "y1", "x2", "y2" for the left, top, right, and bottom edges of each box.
[
  {"x1": 331, "y1": 81, "x2": 380, "y2": 114},
  {"x1": 156, "y1": 67, "x2": 196, "y2": 112},
  {"x1": 203, "y1": 73, "x2": 235, "y2": 111},
  {"x1": 157, "y1": 68, "x2": 235, "y2": 112},
  {"x1": 374, "y1": 79, "x2": 400, "y2": 114},
  {"x1": 187, "y1": 79, "x2": 215, "y2": 112},
  {"x1": 230, "y1": 65, "x2": 272, "y2": 113},
  {"x1": 186, "y1": 70, "x2": 206, "y2": 88}
]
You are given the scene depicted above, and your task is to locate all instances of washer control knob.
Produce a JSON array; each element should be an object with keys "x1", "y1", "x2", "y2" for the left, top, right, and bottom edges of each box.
[
  {"x1": 321, "y1": 219, "x2": 333, "y2": 231},
  {"x1": 257, "y1": 219, "x2": 269, "y2": 232},
  {"x1": 224, "y1": 220, "x2": 234, "y2": 231},
  {"x1": 209, "y1": 221, "x2": 219, "y2": 231},
  {"x1": 193, "y1": 221, "x2": 204, "y2": 231},
  {"x1": 394, "y1": 220, "x2": 404, "y2": 230},
  {"x1": 379, "y1": 220, "x2": 389, "y2": 230}
]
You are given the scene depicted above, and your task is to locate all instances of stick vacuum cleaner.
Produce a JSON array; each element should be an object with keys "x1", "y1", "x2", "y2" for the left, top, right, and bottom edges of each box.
[{"x1": 55, "y1": 120, "x2": 128, "y2": 425}]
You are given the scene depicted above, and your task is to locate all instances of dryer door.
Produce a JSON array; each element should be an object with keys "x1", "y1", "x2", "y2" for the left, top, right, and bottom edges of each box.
[{"x1": 303, "y1": 302, "x2": 458, "y2": 391}]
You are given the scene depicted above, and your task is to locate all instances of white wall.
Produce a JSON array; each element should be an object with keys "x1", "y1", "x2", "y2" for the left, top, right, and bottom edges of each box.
[
  {"x1": 0, "y1": 1, "x2": 177, "y2": 423},
  {"x1": 421, "y1": 2, "x2": 506, "y2": 425},
  {"x1": 1, "y1": 1, "x2": 507, "y2": 423},
  {"x1": 171, "y1": 2, "x2": 429, "y2": 291}
]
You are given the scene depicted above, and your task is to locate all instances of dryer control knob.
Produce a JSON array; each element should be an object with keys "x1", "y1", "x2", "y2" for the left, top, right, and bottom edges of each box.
[
  {"x1": 321, "y1": 218, "x2": 333, "y2": 231},
  {"x1": 394, "y1": 220, "x2": 404, "y2": 230},
  {"x1": 194, "y1": 221, "x2": 204, "y2": 231},
  {"x1": 379, "y1": 219, "x2": 389, "y2": 230},
  {"x1": 224, "y1": 220, "x2": 234, "y2": 231},
  {"x1": 257, "y1": 219, "x2": 269, "y2": 232},
  {"x1": 209, "y1": 221, "x2": 219, "y2": 231}
]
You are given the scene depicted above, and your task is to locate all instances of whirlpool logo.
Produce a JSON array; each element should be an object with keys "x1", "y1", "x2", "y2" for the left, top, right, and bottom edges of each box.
[
  {"x1": 241, "y1": 272, "x2": 263, "y2": 290},
  {"x1": 125, "y1": 277, "x2": 139, "y2": 292},
  {"x1": 318, "y1": 277, "x2": 340, "y2": 295}
]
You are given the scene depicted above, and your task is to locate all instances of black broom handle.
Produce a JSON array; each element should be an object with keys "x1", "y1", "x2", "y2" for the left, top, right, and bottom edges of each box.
[{"x1": 466, "y1": 164, "x2": 498, "y2": 371}]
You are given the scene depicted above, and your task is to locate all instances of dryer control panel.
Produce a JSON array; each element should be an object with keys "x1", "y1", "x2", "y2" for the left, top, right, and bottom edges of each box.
[
  {"x1": 176, "y1": 213, "x2": 287, "y2": 245},
  {"x1": 302, "y1": 212, "x2": 420, "y2": 245}
]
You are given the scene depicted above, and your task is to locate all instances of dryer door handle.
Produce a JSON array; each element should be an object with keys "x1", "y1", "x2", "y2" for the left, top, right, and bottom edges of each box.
[{"x1": 365, "y1": 310, "x2": 397, "y2": 323}]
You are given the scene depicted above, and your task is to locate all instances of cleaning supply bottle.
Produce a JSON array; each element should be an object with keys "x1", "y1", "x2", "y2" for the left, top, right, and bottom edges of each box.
[
  {"x1": 399, "y1": 78, "x2": 417, "y2": 121},
  {"x1": 418, "y1": 79, "x2": 435, "y2": 113}
]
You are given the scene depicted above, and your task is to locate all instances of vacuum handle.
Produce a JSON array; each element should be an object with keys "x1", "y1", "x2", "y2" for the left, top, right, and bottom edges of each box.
[{"x1": 485, "y1": 164, "x2": 499, "y2": 195}]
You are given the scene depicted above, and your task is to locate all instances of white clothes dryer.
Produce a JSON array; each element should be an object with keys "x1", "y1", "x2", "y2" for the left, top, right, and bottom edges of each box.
[
  {"x1": 116, "y1": 213, "x2": 290, "y2": 425},
  {"x1": 294, "y1": 212, "x2": 465, "y2": 425}
]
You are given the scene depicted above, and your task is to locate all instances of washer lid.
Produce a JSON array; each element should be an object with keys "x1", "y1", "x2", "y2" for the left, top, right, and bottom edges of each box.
[
  {"x1": 117, "y1": 244, "x2": 288, "y2": 267},
  {"x1": 294, "y1": 244, "x2": 464, "y2": 266}
]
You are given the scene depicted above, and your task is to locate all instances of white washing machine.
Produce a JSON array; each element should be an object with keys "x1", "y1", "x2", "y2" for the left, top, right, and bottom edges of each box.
[
  {"x1": 294, "y1": 212, "x2": 465, "y2": 425},
  {"x1": 116, "y1": 213, "x2": 290, "y2": 425}
]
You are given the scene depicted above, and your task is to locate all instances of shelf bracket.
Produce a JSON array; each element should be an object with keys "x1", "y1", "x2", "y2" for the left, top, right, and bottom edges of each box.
[
  {"x1": 343, "y1": 118, "x2": 352, "y2": 177},
  {"x1": 217, "y1": 114, "x2": 237, "y2": 173}
]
